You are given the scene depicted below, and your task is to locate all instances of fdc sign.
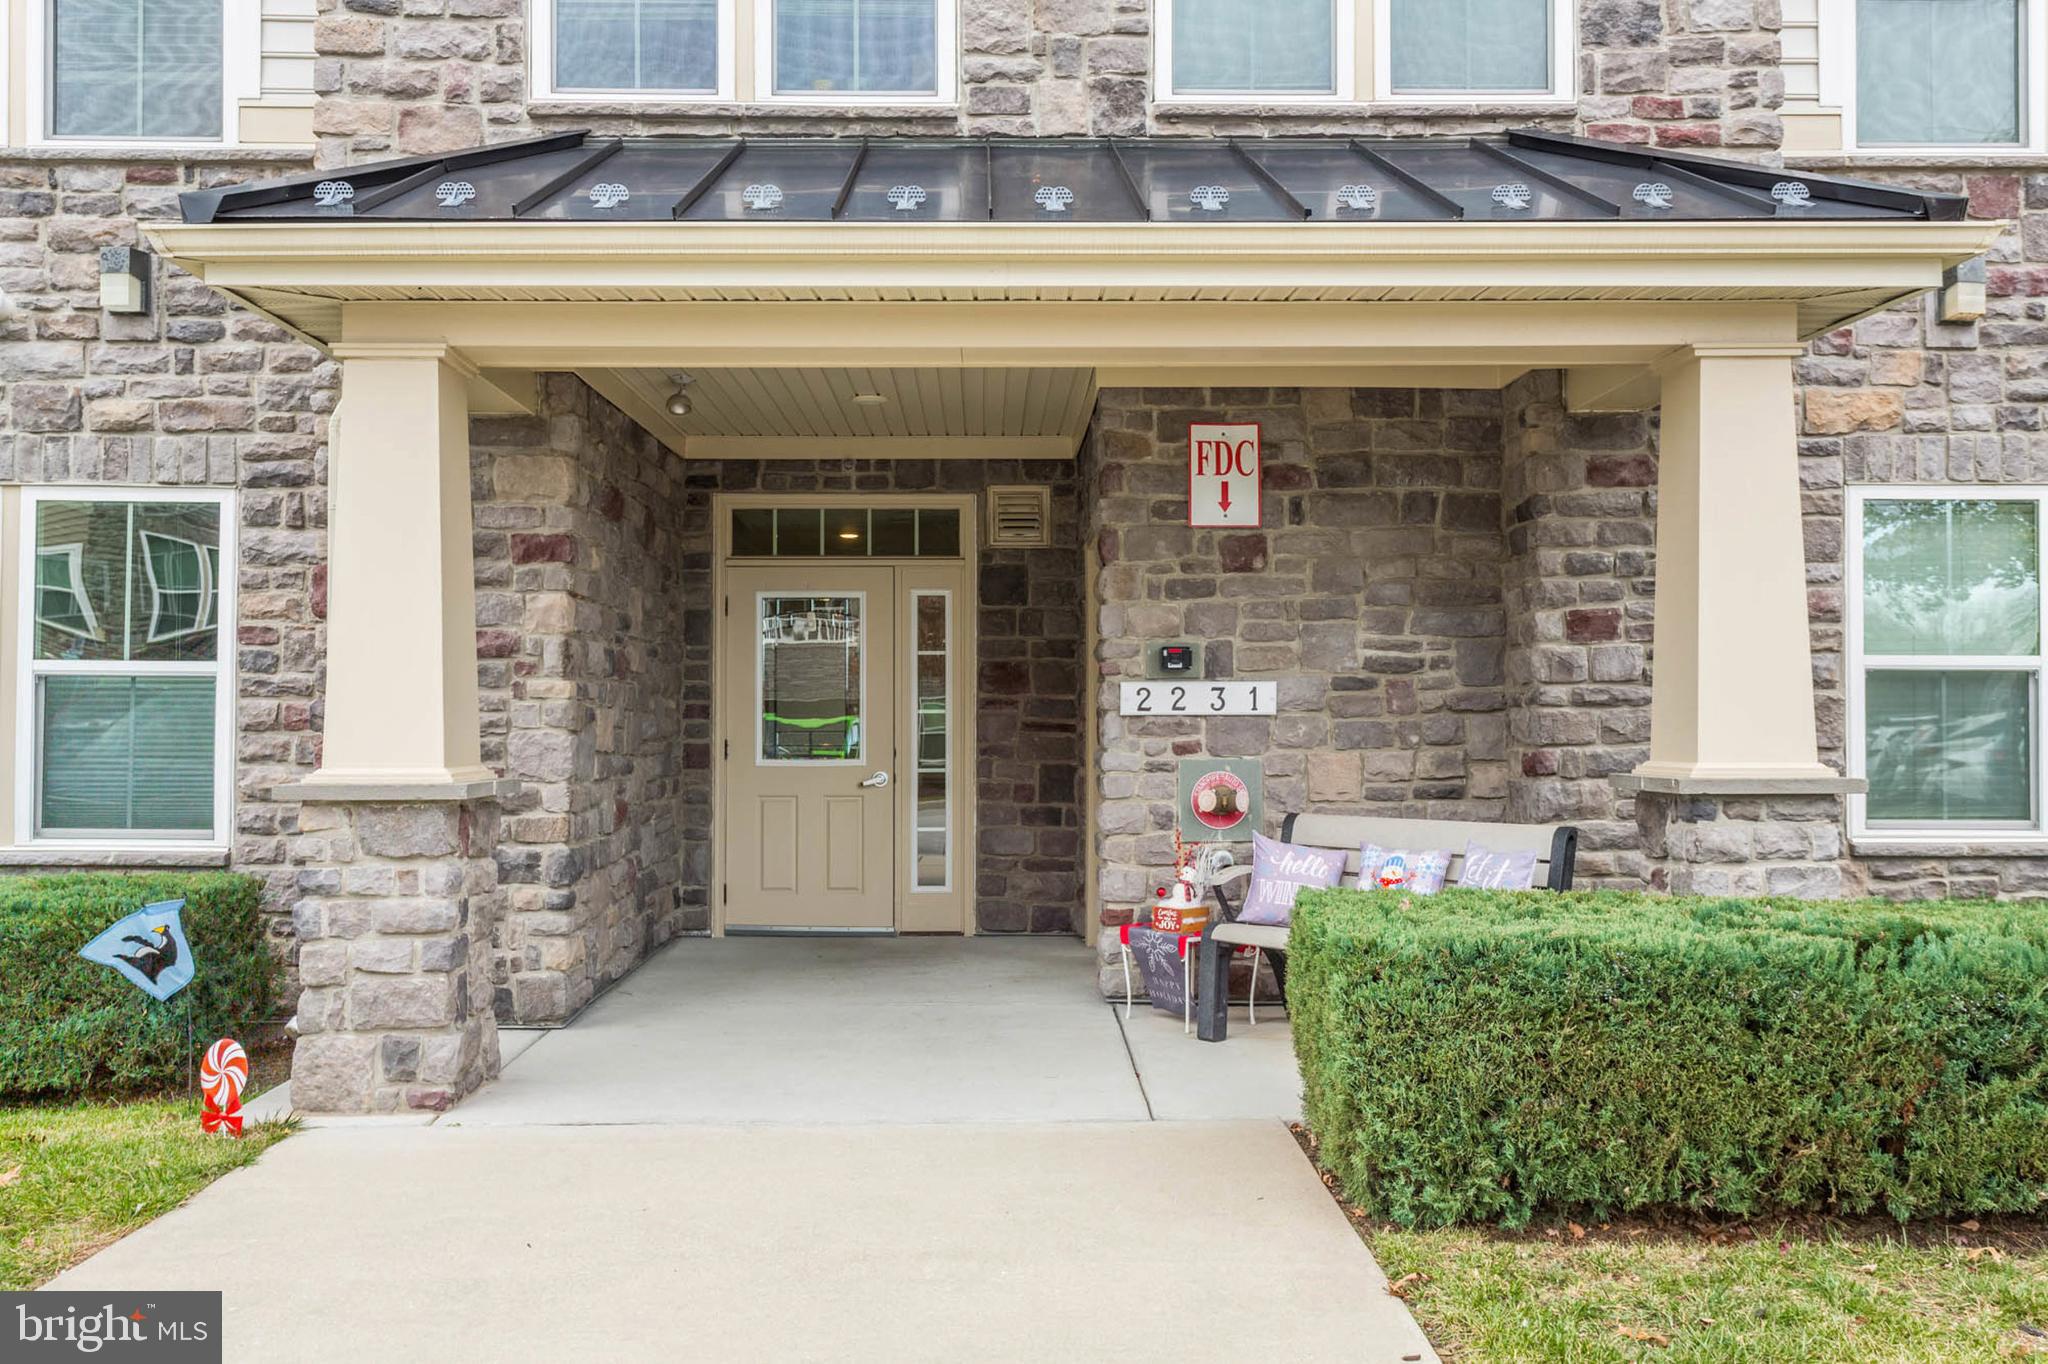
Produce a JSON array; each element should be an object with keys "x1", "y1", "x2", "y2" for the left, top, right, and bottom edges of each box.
[{"x1": 1188, "y1": 422, "x2": 1261, "y2": 527}]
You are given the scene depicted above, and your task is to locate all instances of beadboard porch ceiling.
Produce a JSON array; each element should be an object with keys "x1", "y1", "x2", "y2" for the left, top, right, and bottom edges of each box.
[{"x1": 582, "y1": 365, "x2": 1099, "y2": 459}]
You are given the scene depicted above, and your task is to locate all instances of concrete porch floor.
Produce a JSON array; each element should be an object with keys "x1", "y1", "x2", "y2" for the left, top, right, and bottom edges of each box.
[
  {"x1": 448, "y1": 935, "x2": 1304, "y2": 1126},
  {"x1": 49, "y1": 937, "x2": 1440, "y2": 1362}
]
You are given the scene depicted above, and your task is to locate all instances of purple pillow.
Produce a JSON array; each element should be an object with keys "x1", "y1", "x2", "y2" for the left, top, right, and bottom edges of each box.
[
  {"x1": 1461, "y1": 841, "x2": 1539, "y2": 890},
  {"x1": 1360, "y1": 844, "x2": 1452, "y2": 895},
  {"x1": 1239, "y1": 832, "x2": 1346, "y2": 926}
]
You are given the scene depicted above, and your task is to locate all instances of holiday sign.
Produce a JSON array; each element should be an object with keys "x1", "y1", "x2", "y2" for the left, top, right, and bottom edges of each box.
[{"x1": 1188, "y1": 423, "x2": 1261, "y2": 527}]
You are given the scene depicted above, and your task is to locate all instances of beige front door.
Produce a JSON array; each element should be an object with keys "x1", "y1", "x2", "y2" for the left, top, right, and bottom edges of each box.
[{"x1": 722, "y1": 566, "x2": 897, "y2": 930}]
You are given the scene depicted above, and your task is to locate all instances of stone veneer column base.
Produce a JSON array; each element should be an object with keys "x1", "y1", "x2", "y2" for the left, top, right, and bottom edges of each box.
[
  {"x1": 288, "y1": 800, "x2": 504, "y2": 1113},
  {"x1": 1633, "y1": 791, "x2": 1847, "y2": 898}
]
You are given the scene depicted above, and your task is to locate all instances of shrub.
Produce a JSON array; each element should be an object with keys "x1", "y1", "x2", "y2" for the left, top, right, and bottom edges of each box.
[
  {"x1": 0, "y1": 873, "x2": 279, "y2": 1098},
  {"x1": 1290, "y1": 886, "x2": 2048, "y2": 1227}
]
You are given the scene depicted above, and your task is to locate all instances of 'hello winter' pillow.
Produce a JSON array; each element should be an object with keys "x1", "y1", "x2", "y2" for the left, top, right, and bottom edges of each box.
[{"x1": 1238, "y1": 832, "x2": 1346, "y2": 926}]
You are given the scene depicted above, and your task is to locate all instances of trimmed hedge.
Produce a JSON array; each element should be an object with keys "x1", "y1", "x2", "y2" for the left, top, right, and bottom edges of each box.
[
  {"x1": 1291, "y1": 886, "x2": 2048, "y2": 1227},
  {"x1": 0, "y1": 873, "x2": 278, "y2": 1098}
]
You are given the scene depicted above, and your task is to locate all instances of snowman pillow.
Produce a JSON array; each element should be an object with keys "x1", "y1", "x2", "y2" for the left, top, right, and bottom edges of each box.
[{"x1": 1358, "y1": 844, "x2": 1453, "y2": 895}]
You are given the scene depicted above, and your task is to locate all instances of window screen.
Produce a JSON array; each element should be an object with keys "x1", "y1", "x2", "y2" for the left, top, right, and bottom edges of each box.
[
  {"x1": 1857, "y1": 0, "x2": 2023, "y2": 146},
  {"x1": 51, "y1": 0, "x2": 223, "y2": 139},
  {"x1": 1170, "y1": 0, "x2": 1335, "y2": 94},
  {"x1": 1389, "y1": 0, "x2": 1551, "y2": 93},
  {"x1": 774, "y1": 0, "x2": 938, "y2": 95},
  {"x1": 554, "y1": 0, "x2": 719, "y2": 92}
]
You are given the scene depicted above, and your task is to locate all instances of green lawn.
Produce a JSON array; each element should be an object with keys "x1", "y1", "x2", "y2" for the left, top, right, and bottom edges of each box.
[
  {"x1": 0, "y1": 1099, "x2": 290, "y2": 1290},
  {"x1": 1362, "y1": 1218, "x2": 2048, "y2": 1362}
]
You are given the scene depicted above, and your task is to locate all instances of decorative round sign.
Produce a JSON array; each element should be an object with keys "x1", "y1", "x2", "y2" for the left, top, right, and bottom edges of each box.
[{"x1": 1189, "y1": 769, "x2": 1251, "y2": 832}]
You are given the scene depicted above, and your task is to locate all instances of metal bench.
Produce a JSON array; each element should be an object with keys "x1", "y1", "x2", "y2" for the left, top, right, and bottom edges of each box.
[{"x1": 1195, "y1": 813, "x2": 1580, "y2": 1043}]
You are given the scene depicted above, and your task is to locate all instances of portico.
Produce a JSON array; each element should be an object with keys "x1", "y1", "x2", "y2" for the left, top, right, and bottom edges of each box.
[{"x1": 149, "y1": 131, "x2": 2001, "y2": 1110}]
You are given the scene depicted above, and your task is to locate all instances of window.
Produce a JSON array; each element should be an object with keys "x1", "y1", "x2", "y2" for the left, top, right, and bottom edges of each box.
[
  {"x1": 47, "y1": 0, "x2": 224, "y2": 139},
  {"x1": 729, "y1": 507, "x2": 962, "y2": 558},
  {"x1": 553, "y1": 0, "x2": 721, "y2": 93},
  {"x1": 529, "y1": 0, "x2": 954, "y2": 103},
  {"x1": 771, "y1": 0, "x2": 937, "y2": 96},
  {"x1": 1855, "y1": 0, "x2": 2024, "y2": 145},
  {"x1": 18, "y1": 491, "x2": 234, "y2": 846},
  {"x1": 909, "y1": 591, "x2": 949, "y2": 891},
  {"x1": 1848, "y1": 489, "x2": 2044, "y2": 838},
  {"x1": 1156, "y1": 0, "x2": 1571, "y2": 103},
  {"x1": 1825, "y1": 0, "x2": 2047, "y2": 151},
  {"x1": 1168, "y1": 0, "x2": 1338, "y2": 96},
  {"x1": 758, "y1": 594, "x2": 864, "y2": 761},
  {"x1": 1388, "y1": 0, "x2": 1552, "y2": 94}
]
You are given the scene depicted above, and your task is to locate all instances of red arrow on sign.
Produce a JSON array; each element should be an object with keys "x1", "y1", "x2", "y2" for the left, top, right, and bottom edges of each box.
[{"x1": 1219, "y1": 483, "x2": 1232, "y2": 512}]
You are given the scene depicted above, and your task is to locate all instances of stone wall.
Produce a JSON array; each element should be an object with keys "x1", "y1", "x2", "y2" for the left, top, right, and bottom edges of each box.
[
  {"x1": 309, "y1": 0, "x2": 1792, "y2": 161},
  {"x1": 471, "y1": 375, "x2": 692, "y2": 1024},
  {"x1": 0, "y1": 151, "x2": 330, "y2": 966},
  {"x1": 1085, "y1": 384, "x2": 1511, "y2": 982},
  {"x1": 677, "y1": 454, "x2": 1087, "y2": 935},
  {"x1": 1499, "y1": 371, "x2": 1656, "y2": 888}
]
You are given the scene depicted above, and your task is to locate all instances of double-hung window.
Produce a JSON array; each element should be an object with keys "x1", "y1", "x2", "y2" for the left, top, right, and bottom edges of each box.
[
  {"x1": 530, "y1": 0, "x2": 956, "y2": 103},
  {"x1": 1847, "y1": 489, "x2": 2044, "y2": 839},
  {"x1": 1156, "y1": 0, "x2": 1572, "y2": 103},
  {"x1": 1839, "y1": 0, "x2": 2045, "y2": 151},
  {"x1": 18, "y1": 490, "x2": 234, "y2": 848},
  {"x1": 40, "y1": 0, "x2": 228, "y2": 141}
]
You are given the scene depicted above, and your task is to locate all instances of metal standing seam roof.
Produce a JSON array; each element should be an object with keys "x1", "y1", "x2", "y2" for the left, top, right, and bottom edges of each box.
[{"x1": 180, "y1": 128, "x2": 1968, "y2": 226}]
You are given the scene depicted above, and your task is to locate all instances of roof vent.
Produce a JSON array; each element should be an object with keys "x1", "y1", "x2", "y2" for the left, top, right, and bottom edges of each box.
[{"x1": 987, "y1": 486, "x2": 1053, "y2": 549}]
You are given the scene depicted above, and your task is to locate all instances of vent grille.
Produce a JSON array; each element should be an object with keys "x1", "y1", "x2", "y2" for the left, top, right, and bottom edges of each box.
[{"x1": 987, "y1": 486, "x2": 1052, "y2": 549}]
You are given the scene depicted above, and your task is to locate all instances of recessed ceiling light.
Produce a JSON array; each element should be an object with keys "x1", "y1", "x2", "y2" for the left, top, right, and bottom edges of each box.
[
  {"x1": 850, "y1": 392, "x2": 888, "y2": 406},
  {"x1": 837, "y1": 529, "x2": 861, "y2": 540}
]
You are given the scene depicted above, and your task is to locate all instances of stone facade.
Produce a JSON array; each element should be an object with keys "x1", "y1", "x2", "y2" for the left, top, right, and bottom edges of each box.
[{"x1": 9, "y1": 0, "x2": 2048, "y2": 1100}]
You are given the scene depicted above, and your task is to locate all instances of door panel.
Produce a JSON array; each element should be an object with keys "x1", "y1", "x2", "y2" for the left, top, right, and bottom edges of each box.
[{"x1": 724, "y1": 566, "x2": 896, "y2": 929}]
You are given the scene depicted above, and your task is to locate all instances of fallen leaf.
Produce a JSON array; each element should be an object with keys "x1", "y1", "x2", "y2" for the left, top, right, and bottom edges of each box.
[
  {"x1": 1388, "y1": 1272, "x2": 1427, "y2": 1300},
  {"x1": 1855, "y1": 1263, "x2": 1878, "y2": 1273},
  {"x1": 1569, "y1": 1222, "x2": 1587, "y2": 1240},
  {"x1": 0, "y1": 1166, "x2": 20, "y2": 1187},
  {"x1": 1961, "y1": 1219, "x2": 1982, "y2": 1232},
  {"x1": 1616, "y1": 1326, "x2": 1670, "y2": 1347},
  {"x1": 1697, "y1": 1317, "x2": 1717, "y2": 1327}
]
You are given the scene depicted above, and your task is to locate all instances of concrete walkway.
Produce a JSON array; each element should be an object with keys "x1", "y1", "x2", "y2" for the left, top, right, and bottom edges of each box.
[{"x1": 48, "y1": 938, "x2": 1433, "y2": 1363}]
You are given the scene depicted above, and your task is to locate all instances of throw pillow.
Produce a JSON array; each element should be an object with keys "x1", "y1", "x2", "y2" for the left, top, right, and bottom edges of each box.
[
  {"x1": 1359, "y1": 844, "x2": 1453, "y2": 895},
  {"x1": 1238, "y1": 831, "x2": 1346, "y2": 926},
  {"x1": 1460, "y1": 841, "x2": 1540, "y2": 890}
]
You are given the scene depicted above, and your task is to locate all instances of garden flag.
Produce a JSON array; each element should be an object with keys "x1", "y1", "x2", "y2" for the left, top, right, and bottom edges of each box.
[{"x1": 78, "y1": 899, "x2": 195, "y2": 1002}]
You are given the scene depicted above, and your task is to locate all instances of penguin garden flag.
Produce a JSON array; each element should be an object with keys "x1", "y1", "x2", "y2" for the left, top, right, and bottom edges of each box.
[{"x1": 79, "y1": 899, "x2": 196, "y2": 1002}]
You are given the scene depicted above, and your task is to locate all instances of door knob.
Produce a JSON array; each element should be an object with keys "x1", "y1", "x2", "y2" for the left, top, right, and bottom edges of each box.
[{"x1": 859, "y1": 771, "x2": 891, "y2": 789}]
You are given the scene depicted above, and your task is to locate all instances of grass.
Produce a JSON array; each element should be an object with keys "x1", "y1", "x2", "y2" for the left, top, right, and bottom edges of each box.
[
  {"x1": 0, "y1": 1098, "x2": 291, "y2": 1290},
  {"x1": 1295, "y1": 1127, "x2": 2048, "y2": 1363}
]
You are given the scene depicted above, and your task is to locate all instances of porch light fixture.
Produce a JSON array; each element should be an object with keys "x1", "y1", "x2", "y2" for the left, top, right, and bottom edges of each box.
[
  {"x1": 837, "y1": 528, "x2": 861, "y2": 541},
  {"x1": 99, "y1": 246, "x2": 152, "y2": 314},
  {"x1": 850, "y1": 392, "x2": 888, "y2": 406},
  {"x1": 665, "y1": 375, "x2": 694, "y2": 417}
]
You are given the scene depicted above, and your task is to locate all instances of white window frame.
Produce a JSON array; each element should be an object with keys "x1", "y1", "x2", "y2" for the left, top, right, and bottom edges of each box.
[
  {"x1": 24, "y1": 0, "x2": 262, "y2": 147},
  {"x1": 527, "y1": 0, "x2": 739, "y2": 103},
  {"x1": 14, "y1": 487, "x2": 236, "y2": 852},
  {"x1": 1154, "y1": 0, "x2": 1573, "y2": 106},
  {"x1": 753, "y1": 0, "x2": 958, "y2": 105},
  {"x1": 1821, "y1": 0, "x2": 2048, "y2": 155},
  {"x1": 34, "y1": 545, "x2": 100, "y2": 643},
  {"x1": 139, "y1": 530, "x2": 214, "y2": 645},
  {"x1": 908, "y1": 588, "x2": 951, "y2": 894},
  {"x1": 1845, "y1": 485, "x2": 2048, "y2": 844}
]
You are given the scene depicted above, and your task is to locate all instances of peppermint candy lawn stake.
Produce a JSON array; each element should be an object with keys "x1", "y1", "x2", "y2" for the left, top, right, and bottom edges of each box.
[{"x1": 200, "y1": 1038, "x2": 248, "y2": 1137}]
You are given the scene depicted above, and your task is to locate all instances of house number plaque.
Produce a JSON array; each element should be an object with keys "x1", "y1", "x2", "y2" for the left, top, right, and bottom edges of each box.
[{"x1": 1119, "y1": 681, "x2": 1276, "y2": 717}]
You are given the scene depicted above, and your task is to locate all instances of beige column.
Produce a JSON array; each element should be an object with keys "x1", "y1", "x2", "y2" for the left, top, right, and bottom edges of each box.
[
  {"x1": 1627, "y1": 344, "x2": 1845, "y2": 790},
  {"x1": 288, "y1": 343, "x2": 501, "y2": 795}
]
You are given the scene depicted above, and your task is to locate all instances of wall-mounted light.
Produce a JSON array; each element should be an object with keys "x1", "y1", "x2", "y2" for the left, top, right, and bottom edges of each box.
[
  {"x1": 99, "y1": 246, "x2": 152, "y2": 315},
  {"x1": 665, "y1": 373, "x2": 694, "y2": 417},
  {"x1": 1939, "y1": 256, "x2": 1986, "y2": 324}
]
